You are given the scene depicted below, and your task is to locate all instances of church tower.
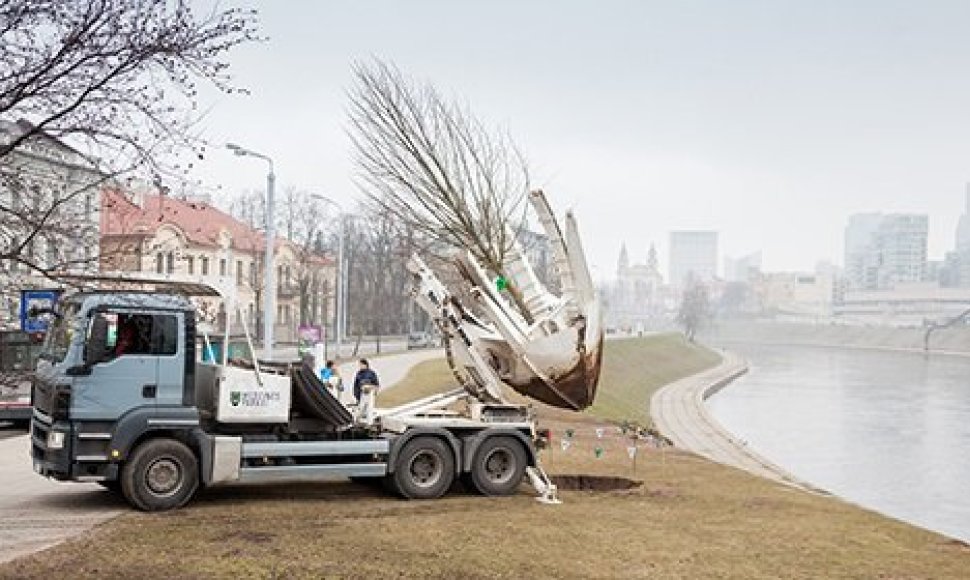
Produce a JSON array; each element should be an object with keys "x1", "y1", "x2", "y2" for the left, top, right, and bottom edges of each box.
[
  {"x1": 646, "y1": 243, "x2": 659, "y2": 275},
  {"x1": 618, "y1": 243, "x2": 629, "y2": 275}
]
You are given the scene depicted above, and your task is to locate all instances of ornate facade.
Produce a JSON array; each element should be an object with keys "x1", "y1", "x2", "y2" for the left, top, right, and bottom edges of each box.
[
  {"x1": 608, "y1": 243, "x2": 666, "y2": 331},
  {"x1": 100, "y1": 188, "x2": 335, "y2": 343}
]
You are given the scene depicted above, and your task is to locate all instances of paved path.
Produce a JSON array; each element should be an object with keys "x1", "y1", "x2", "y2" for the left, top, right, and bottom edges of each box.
[
  {"x1": 0, "y1": 348, "x2": 445, "y2": 565},
  {"x1": 332, "y1": 347, "x2": 444, "y2": 405},
  {"x1": 650, "y1": 351, "x2": 812, "y2": 489},
  {"x1": 0, "y1": 433, "x2": 125, "y2": 564}
]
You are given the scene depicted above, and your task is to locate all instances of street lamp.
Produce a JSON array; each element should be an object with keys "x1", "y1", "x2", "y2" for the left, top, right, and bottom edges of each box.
[
  {"x1": 310, "y1": 194, "x2": 346, "y2": 359},
  {"x1": 227, "y1": 142, "x2": 276, "y2": 360}
]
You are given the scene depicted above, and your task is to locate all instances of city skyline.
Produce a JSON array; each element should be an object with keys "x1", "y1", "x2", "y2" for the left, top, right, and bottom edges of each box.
[{"x1": 185, "y1": 0, "x2": 970, "y2": 278}]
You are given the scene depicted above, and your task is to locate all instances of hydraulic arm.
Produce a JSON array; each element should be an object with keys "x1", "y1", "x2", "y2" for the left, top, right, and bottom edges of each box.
[{"x1": 407, "y1": 190, "x2": 603, "y2": 411}]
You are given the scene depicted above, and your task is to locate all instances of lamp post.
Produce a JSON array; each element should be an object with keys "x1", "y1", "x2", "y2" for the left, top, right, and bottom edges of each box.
[
  {"x1": 227, "y1": 142, "x2": 276, "y2": 360},
  {"x1": 310, "y1": 194, "x2": 345, "y2": 359}
]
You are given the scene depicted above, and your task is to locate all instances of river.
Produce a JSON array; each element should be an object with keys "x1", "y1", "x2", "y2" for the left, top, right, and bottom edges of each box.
[{"x1": 705, "y1": 343, "x2": 970, "y2": 543}]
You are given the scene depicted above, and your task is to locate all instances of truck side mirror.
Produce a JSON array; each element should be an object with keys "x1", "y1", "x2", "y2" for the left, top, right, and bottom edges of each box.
[{"x1": 85, "y1": 314, "x2": 109, "y2": 366}]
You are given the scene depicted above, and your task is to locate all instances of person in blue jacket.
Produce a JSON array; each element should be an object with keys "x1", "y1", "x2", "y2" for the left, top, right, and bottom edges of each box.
[
  {"x1": 353, "y1": 358, "x2": 379, "y2": 403},
  {"x1": 320, "y1": 360, "x2": 336, "y2": 381}
]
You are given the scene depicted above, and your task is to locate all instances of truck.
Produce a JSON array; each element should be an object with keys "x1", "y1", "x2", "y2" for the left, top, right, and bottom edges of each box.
[
  {"x1": 30, "y1": 191, "x2": 603, "y2": 511},
  {"x1": 0, "y1": 330, "x2": 42, "y2": 426}
]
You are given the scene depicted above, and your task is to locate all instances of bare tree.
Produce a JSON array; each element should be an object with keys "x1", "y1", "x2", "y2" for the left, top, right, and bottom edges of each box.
[
  {"x1": 347, "y1": 59, "x2": 532, "y2": 313},
  {"x1": 225, "y1": 187, "x2": 336, "y2": 339},
  {"x1": 341, "y1": 210, "x2": 413, "y2": 354},
  {"x1": 677, "y1": 278, "x2": 711, "y2": 342},
  {"x1": 278, "y1": 187, "x2": 334, "y2": 331},
  {"x1": 0, "y1": 0, "x2": 259, "y2": 278}
]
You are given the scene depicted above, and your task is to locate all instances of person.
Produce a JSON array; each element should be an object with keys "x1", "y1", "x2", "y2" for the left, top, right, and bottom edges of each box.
[
  {"x1": 321, "y1": 360, "x2": 343, "y2": 395},
  {"x1": 320, "y1": 360, "x2": 335, "y2": 381},
  {"x1": 353, "y1": 358, "x2": 379, "y2": 403},
  {"x1": 114, "y1": 316, "x2": 140, "y2": 356}
]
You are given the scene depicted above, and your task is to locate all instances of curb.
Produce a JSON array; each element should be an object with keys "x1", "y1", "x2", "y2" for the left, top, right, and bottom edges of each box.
[{"x1": 650, "y1": 351, "x2": 823, "y2": 492}]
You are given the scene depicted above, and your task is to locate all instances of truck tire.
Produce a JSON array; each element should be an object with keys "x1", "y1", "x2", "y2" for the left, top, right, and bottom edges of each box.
[
  {"x1": 468, "y1": 436, "x2": 527, "y2": 496},
  {"x1": 390, "y1": 436, "x2": 454, "y2": 500},
  {"x1": 120, "y1": 438, "x2": 199, "y2": 512}
]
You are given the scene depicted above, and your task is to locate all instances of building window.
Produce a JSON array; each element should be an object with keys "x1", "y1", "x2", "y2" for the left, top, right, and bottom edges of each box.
[
  {"x1": 166, "y1": 252, "x2": 174, "y2": 274},
  {"x1": 186, "y1": 256, "x2": 194, "y2": 275},
  {"x1": 201, "y1": 257, "x2": 209, "y2": 275},
  {"x1": 219, "y1": 258, "x2": 227, "y2": 276},
  {"x1": 236, "y1": 260, "x2": 243, "y2": 285},
  {"x1": 156, "y1": 253, "x2": 164, "y2": 274},
  {"x1": 250, "y1": 262, "x2": 256, "y2": 286}
]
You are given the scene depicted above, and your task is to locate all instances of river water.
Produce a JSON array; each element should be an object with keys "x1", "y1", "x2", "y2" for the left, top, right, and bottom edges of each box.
[{"x1": 705, "y1": 343, "x2": 970, "y2": 542}]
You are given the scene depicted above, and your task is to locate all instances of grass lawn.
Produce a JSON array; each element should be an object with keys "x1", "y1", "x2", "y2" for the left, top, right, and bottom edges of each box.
[{"x1": 3, "y1": 335, "x2": 968, "y2": 579}]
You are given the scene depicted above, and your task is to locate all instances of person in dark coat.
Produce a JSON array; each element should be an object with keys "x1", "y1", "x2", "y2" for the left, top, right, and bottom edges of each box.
[{"x1": 353, "y1": 358, "x2": 379, "y2": 403}]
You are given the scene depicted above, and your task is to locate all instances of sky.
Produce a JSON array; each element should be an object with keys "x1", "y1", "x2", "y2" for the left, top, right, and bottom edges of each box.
[{"x1": 189, "y1": 0, "x2": 970, "y2": 281}]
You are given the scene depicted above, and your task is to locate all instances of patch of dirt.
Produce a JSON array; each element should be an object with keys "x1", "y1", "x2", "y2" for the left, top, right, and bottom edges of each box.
[{"x1": 551, "y1": 474, "x2": 642, "y2": 492}]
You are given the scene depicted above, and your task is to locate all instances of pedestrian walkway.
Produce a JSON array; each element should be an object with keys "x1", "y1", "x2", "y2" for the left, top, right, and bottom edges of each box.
[{"x1": 650, "y1": 351, "x2": 812, "y2": 489}]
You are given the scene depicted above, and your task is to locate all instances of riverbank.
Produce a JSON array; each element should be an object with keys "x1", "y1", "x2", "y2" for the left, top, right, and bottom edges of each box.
[
  {"x1": 705, "y1": 341, "x2": 970, "y2": 545},
  {"x1": 649, "y1": 350, "x2": 817, "y2": 489},
  {"x1": 702, "y1": 320, "x2": 970, "y2": 355},
  {"x1": 4, "y1": 335, "x2": 968, "y2": 578}
]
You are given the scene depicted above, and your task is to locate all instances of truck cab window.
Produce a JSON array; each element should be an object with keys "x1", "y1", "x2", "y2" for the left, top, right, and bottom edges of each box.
[{"x1": 95, "y1": 313, "x2": 178, "y2": 360}]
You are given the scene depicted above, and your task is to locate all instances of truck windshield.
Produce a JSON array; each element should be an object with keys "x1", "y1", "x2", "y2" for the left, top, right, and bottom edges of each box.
[{"x1": 39, "y1": 302, "x2": 81, "y2": 363}]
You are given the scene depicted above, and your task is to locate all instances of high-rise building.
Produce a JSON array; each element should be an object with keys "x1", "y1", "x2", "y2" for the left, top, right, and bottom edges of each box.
[
  {"x1": 843, "y1": 212, "x2": 928, "y2": 290},
  {"x1": 843, "y1": 213, "x2": 882, "y2": 291},
  {"x1": 669, "y1": 231, "x2": 718, "y2": 288},
  {"x1": 956, "y1": 185, "x2": 970, "y2": 252},
  {"x1": 942, "y1": 186, "x2": 970, "y2": 287}
]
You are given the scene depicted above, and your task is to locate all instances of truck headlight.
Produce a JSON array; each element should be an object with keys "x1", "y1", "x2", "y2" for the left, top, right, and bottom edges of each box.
[{"x1": 46, "y1": 431, "x2": 65, "y2": 450}]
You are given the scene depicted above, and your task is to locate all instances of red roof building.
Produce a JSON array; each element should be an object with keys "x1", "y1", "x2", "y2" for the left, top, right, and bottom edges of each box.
[{"x1": 100, "y1": 187, "x2": 335, "y2": 342}]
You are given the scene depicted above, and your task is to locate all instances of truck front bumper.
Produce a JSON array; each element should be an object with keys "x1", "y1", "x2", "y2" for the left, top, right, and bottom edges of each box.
[{"x1": 30, "y1": 410, "x2": 72, "y2": 480}]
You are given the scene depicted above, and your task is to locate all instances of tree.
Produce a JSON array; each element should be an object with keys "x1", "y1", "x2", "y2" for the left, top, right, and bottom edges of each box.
[
  {"x1": 342, "y1": 209, "x2": 412, "y2": 354},
  {"x1": 719, "y1": 281, "x2": 751, "y2": 318},
  {"x1": 677, "y1": 279, "x2": 710, "y2": 342},
  {"x1": 277, "y1": 187, "x2": 334, "y2": 331},
  {"x1": 346, "y1": 59, "x2": 534, "y2": 317},
  {"x1": 0, "y1": 0, "x2": 259, "y2": 277},
  {"x1": 225, "y1": 187, "x2": 336, "y2": 339}
]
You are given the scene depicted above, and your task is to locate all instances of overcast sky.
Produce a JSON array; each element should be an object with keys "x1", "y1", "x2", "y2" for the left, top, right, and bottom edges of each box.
[{"x1": 191, "y1": 0, "x2": 970, "y2": 281}]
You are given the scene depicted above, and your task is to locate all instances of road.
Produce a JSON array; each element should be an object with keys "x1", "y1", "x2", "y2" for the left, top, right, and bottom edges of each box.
[
  {"x1": 0, "y1": 432, "x2": 126, "y2": 564},
  {"x1": 0, "y1": 347, "x2": 444, "y2": 564}
]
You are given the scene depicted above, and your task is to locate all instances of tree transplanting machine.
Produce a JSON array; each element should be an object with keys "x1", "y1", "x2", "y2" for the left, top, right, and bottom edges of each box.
[{"x1": 30, "y1": 191, "x2": 602, "y2": 511}]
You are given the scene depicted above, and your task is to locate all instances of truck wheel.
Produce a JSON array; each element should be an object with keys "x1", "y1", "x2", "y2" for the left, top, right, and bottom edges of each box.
[
  {"x1": 468, "y1": 436, "x2": 527, "y2": 496},
  {"x1": 120, "y1": 438, "x2": 199, "y2": 512},
  {"x1": 391, "y1": 436, "x2": 454, "y2": 500}
]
